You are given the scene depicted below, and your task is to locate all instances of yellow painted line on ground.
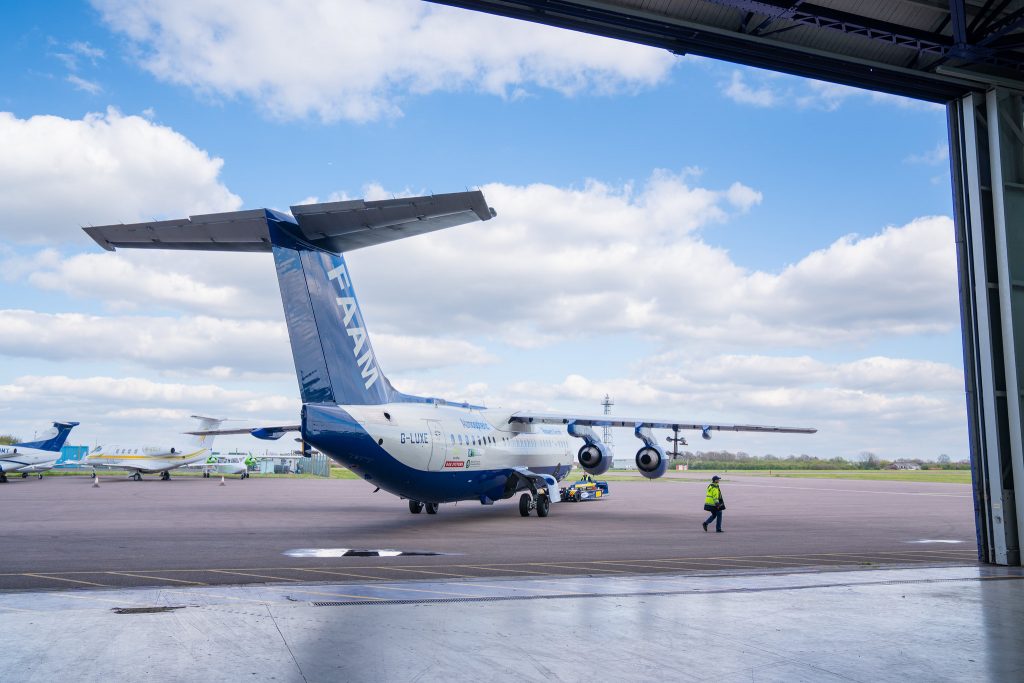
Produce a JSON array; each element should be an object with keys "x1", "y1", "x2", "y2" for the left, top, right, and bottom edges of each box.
[
  {"x1": 525, "y1": 563, "x2": 631, "y2": 574},
  {"x1": 23, "y1": 573, "x2": 111, "y2": 588},
  {"x1": 449, "y1": 581, "x2": 588, "y2": 596},
  {"x1": 106, "y1": 572, "x2": 207, "y2": 586},
  {"x1": 0, "y1": 604, "x2": 41, "y2": 613},
  {"x1": 293, "y1": 567, "x2": 397, "y2": 581},
  {"x1": 587, "y1": 560, "x2": 700, "y2": 571},
  {"x1": 348, "y1": 583, "x2": 482, "y2": 598},
  {"x1": 177, "y1": 592, "x2": 276, "y2": 606},
  {"x1": 207, "y1": 569, "x2": 301, "y2": 582},
  {"x1": 43, "y1": 592, "x2": 145, "y2": 606},
  {"x1": 377, "y1": 566, "x2": 479, "y2": 579},
  {"x1": 455, "y1": 565, "x2": 558, "y2": 576},
  {"x1": 260, "y1": 585, "x2": 385, "y2": 601}
]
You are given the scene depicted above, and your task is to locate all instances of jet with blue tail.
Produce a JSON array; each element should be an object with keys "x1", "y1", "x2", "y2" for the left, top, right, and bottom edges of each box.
[
  {"x1": 0, "y1": 421, "x2": 80, "y2": 482},
  {"x1": 84, "y1": 191, "x2": 815, "y2": 515}
]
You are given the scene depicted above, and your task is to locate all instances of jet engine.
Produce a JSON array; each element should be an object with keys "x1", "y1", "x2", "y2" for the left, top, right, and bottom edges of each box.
[
  {"x1": 634, "y1": 424, "x2": 668, "y2": 479},
  {"x1": 568, "y1": 421, "x2": 612, "y2": 475},
  {"x1": 577, "y1": 442, "x2": 612, "y2": 476},
  {"x1": 635, "y1": 445, "x2": 667, "y2": 479}
]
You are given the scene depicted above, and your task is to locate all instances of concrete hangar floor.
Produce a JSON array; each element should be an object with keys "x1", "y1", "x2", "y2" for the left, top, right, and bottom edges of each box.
[{"x1": 1, "y1": 474, "x2": 1021, "y2": 682}]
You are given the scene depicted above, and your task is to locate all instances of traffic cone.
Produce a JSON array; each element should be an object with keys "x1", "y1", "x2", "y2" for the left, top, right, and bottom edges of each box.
[
  {"x1": 92, "y1": 474, "x2": 100, "y2": 488},
  {"x1": 219, "y1": 475, "x2": 225, "y2": 486}
]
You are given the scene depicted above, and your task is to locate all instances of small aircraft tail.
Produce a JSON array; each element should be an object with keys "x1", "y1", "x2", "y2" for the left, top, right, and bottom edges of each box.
[
  {"x1": 16, "y1": 421, "x2": 80, "y2": 452},
  {"x1": 189, "y1": 416, "x2": 225, "y2": 449},
  {"x1": 83, "y1": 191, "x2": 495, "y2": 407}
]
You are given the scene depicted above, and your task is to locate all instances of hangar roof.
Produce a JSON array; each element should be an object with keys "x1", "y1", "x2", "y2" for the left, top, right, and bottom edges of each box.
[{"x1": 431, "y1": 1, "x2": 1024, "y2": 101}]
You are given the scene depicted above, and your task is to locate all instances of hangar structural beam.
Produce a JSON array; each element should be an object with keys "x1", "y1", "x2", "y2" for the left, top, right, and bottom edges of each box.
[{"x1": 951, "y1": 88, "x2": 1024, "y2": 566}]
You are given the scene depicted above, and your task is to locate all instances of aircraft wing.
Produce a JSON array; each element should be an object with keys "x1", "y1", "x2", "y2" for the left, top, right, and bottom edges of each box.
[
  {"x1": 508, "y1": 412, "x2": 816, "y2": 435},
  {"x1": 184, "y1": 425, "x2": 300, "y2": 441},
  {"x1": 84, "y1": 191, "x2": 495, "y2": 255}
]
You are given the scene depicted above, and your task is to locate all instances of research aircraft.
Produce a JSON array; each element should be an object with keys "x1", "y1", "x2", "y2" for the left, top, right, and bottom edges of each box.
[
  {"x1": 0, "y1": 421, "x2": 80, "y2": 482},
  {"x1": 81, "y1": 415, "x2": 224, "y2": 480},
  {"x1": 187, "y1": 453, "x2": 258, "y2": 478},
  {"x1": 84, "y1": 191, "x2": 814, "y2": 515}
]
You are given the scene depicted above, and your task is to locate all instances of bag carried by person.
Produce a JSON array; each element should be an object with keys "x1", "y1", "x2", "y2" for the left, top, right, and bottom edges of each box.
[{"x1": 703, "y1": 503, "x2": 717, "y2": 512}]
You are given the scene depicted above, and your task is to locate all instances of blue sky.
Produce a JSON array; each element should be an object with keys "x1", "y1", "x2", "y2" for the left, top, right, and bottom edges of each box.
[{"x1": 0, "y1": 1, "x2": 965, "y2": 460}]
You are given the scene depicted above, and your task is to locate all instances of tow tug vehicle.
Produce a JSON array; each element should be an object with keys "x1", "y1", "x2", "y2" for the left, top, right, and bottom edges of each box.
[{"x1": 560, "y1": 478, "x2": 610, "y2": 502}]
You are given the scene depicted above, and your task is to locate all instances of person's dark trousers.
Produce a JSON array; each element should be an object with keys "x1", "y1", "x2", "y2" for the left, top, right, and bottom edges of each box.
[{"x1": 703, "y1": 509, "x2": 723, "y2": 532}]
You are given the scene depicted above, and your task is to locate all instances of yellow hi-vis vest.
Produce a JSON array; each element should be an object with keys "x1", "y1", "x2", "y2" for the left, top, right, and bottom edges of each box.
[{"x1": 705, "y1": 483, "x2": 721, "y2": 506}]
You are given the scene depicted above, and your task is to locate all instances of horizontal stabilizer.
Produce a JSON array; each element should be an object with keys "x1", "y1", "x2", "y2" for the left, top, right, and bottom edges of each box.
[
  {"x1": 84, "y1": 191, "x2": 495, "y2": 254},
  {"x1": 510, "y1": 412, "x2": 816, "y2": 434}
]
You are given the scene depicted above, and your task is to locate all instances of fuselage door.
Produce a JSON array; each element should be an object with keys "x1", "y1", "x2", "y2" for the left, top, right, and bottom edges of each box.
[{"x1": 424, "y1": 419, "x2": 447, "y2": 471}]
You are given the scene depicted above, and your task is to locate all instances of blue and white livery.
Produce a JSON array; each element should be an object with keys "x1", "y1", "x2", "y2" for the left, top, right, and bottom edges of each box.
[
  {"x1": 0, "y1": 421, "x2": 80, "y2": 482},
  {"x1": 84, "y1": 191, "x2": 814, "y2": 515}
]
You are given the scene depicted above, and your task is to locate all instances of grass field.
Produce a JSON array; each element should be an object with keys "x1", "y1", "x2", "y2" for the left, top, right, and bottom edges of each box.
[
  {"x1": 30, "y1": 467, "x2": 971, "y2": 485},
  {"x1": 697, "y1": 469, "x2": 973, "y2": 484},
  {"x1": 578, "y1": 469, "x2": 973, "y2": 484},
  {"x1": 29, "y1": 467, "x2": 362, "y2": 480}
]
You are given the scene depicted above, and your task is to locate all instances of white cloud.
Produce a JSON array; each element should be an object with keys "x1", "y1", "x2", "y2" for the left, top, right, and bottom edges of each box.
[
  {"x1": 92, "y1": 0, "x2": 677, "y2": 122},
  {"x1": 66, "y1": 75, "x2": 102, "y2": 94},
  {"x1": 905, "y1": 142, "x2": 949, "y2": 166},
  {"x1": 0, "y1": 108, "x2": 241, "y2": 244},
  {"x1": 722, "y1": 70, "x2": 778, "y2": 107},
  {"x1": 0, "y1": 310, "x2": 292, "y2": 371},
  {"x1": 0, "y1": 374, "x2": 300, "y2": 445},
  {"x1": 722, "y1": 69, "x2": 943, "y2": 112},
  {"x1": 346, "y1": 177, "x2": 957, "y2": 349},
  {"x1": 0, "y1": 309, "x2": 494, "y2": 376},
  {"x1": 70, "y1": 41, "x2": 105, "y2": 61}
]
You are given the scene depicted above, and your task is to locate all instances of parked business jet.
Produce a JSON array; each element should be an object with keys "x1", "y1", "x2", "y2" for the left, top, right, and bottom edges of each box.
[
  {"x1": 81, "y1": 416, "x2": 224, "y2": 480},
  {"x1": 84, "y1": 191, "x2": 814, "y2": 515},
  {"x1": 0, "y1": 421, "x2": 80, "y2": 482}
]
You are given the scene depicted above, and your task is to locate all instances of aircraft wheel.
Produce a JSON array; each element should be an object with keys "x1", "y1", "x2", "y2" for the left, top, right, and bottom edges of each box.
[
  {"x1": 161, "y1": 471, "x2": 170, "y2": 481},
  {"x1": 519, "y1": 493, "x2": 532, "y2": 517},
  {"x1": 22, "y1": 472, "x2": 28, "y2": 478},
  {"x1": 0, "y1": 473, "x2": 6, "y2": 483},
  {"x1": 536, "y1": 494, "x2": 551, "y2": 518},
  {"x1": 131, "y1": 472, "x2": 141, "y2": 481},
  {"x1": 409, "y1": 500, "x2": 424, "y2": 514},
  {"x1": 38, "y1": 473, "x2": 44, "y2": 479},
  {"x1": 425, "y1": 502, "x2": 439, "y2": 515}
]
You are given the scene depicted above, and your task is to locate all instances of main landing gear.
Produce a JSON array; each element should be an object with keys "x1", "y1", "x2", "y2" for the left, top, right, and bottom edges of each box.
[
  {"x1": 519, "y1": 492, "x2": 550, "y2": 517},
  {"x1": 160, "y1": 471, "x2": 171, "y2": 481},
  {"x1": 408, "y1": 500, "x2": 439, "y2": 514},
  {"x1": 130, "y1": 472, "x2": 142, "y2": 481}
]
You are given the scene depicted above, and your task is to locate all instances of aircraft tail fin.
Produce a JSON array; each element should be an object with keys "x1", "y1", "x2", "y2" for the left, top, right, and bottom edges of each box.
[
  {"x1": 16, "y1": 421, "x2": 80, "y2": 452},
  {"x1": 189, "y1": 416, "x2": 225, "y2": 449},
  {"x1": 84, "y1": 191, "x2": 495, "y2": 406}
]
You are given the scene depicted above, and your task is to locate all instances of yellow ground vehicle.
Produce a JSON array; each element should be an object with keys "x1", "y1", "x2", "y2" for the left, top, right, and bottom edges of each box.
[{"x1": 559, "y1": 479, "x2": 610, "y2": 502}]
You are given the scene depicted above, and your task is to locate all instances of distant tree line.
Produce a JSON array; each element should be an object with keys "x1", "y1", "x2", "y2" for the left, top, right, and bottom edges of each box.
[{"x1": 671, "y1": 450, "x2": 970, "y2": 470}]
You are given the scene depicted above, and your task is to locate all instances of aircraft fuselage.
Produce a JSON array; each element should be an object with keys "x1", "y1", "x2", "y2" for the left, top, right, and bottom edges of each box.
[{"x1": 304, "y1": 402, "x2": 575, "y2": 504}]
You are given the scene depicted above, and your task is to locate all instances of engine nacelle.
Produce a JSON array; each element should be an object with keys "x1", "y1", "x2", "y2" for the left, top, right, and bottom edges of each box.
[
  {"x1": 568, "y1": 421, "x2": 612, "y2": 475},
  {"x1": 635, "y1": 445, "x2": 668, "y2": 479},
  {"x1": 633, "y1": 423, "x2": 668, "y2": 479},
  {"x1": 577, "y1": 442, "x2": 612, "y2": 476},
  {"x1": 251, "y1": 427, "x2": 287, "y2": 441}
]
